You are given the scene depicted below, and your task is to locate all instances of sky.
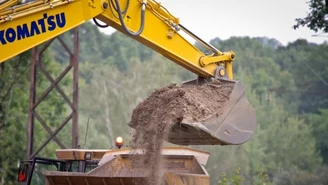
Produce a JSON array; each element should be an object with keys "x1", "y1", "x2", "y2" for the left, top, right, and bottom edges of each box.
[{"x1": 98, "y1": 0, "x2": 327, "y2": 46}]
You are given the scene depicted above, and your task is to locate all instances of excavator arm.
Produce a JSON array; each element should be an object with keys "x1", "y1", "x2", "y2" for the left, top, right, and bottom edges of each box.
[
  {"x1": 0, "y1": 0, "x2": 256, "y2": 145},
  {"x1": 0, "y1": 0, "x2": 234, "y2": 79}
]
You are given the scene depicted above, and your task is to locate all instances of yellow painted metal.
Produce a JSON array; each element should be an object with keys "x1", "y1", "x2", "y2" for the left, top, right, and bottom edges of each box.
[
  {"x1": 219, "y1": 68, "x2": 225, "y2": 76},
  {"x1": 199, "y1": 51, "x2": 235, "y2": 79},
  {"x1": 0, "y1": 0, "x2": 18, "y2": 11},
  {"x1": 96, "y1": 0, "x2": 235, "y2": 78},
  {"x1": 0, "y1": 0, "x2": 235, "y2": 79},
  {"x1": 0, "y1": 1, "x2": 44, "y2": 17},
  {"x1": 199, "y1": 51, "x2": 236, "y2": 67},
  {"x1": 146, "y1": 0, "x2": 180, "y2": 25},
  {"x1": 0, "y1": 0, "x2": 104, "y2": 63}
]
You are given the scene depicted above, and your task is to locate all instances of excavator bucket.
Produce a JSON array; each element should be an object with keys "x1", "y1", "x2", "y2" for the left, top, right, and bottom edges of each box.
[{"x1": 166, "y1": 78, "x2": 257, "y2": 145}]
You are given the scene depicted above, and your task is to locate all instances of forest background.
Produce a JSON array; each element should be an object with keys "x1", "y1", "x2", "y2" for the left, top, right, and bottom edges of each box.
[{"x1": 1, "y1": 0, "x2": 328, "y2": 184}]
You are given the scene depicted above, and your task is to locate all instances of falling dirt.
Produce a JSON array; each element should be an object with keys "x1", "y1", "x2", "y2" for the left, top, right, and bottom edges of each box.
[{"x1": 129, "y1": 80, "x2": 234, "y2": 185}]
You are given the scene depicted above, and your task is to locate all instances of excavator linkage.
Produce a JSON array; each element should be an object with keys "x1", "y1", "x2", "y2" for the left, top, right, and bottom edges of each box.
[{"x1": 166, "y1": 79, "x2": 257, "y2": 145}]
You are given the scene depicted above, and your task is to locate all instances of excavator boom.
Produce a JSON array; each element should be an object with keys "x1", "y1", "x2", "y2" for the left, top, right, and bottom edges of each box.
[
  {"x1": 0, "y1": 0, "x2": 233, "y2": 78},
  {"x1": 0, "y1": 0, "x2": 256, "y2": 146}
]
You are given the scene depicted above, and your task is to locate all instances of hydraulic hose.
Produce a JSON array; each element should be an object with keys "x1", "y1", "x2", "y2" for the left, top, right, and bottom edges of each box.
[
  {"x1": 109, "y1": 0, "x2": 129, "y2": 19},
  {"x1": 93, "y1": 18, "x2": 109, "y2": 28},
  {"x1": 0, "y1": 0, "x2": 8, "y2": 5},
  {"x1": 110, "y1": 0, "x2": 129, "y2": 15},
  {"x1": 113, "y1": 0, "x2": 146, "y2": 36}
]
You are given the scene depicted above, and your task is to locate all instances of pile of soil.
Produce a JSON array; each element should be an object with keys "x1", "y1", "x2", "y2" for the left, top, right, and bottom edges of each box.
[{"x1": 129, "y1": 80, "x2": 234, "y2": 185}]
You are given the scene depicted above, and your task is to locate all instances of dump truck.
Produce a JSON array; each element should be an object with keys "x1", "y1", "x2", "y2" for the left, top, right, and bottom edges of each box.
[
  {"x1": 18, "y1": 142, "x2": 213, "y2": 185},
  {"x1": 0, "y1": 0, "x2": 257, "y2": 184}
]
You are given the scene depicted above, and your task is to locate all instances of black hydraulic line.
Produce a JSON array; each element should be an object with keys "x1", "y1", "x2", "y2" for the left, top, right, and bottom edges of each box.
[
  {"x1": 93, "y1": 18, "x2": 109, "y2": 28},
  {"x1": 113, "y1": 0, "x2": 146, "y2": 36},
  {"x1": 178, "y1": 24, "x2": 219, "y2": 54}
]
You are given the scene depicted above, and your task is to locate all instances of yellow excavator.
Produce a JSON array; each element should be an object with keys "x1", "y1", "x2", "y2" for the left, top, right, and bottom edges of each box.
[{"x1": 0, "y1": 0, "x2": 256, "y2": 184}]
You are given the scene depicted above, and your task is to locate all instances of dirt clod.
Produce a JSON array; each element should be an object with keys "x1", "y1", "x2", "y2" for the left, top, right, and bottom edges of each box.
[{"x1": 129, "y1": 80, "x2": 234, "y2": 185}]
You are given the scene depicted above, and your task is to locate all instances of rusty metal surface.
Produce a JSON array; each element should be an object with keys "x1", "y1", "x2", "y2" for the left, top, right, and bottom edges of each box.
[
  {"x1": 89, "y1": 155, "x2": 205, "y2": 177},
  {"x1": 164, "y1": 172, "x2": 209, "y2": 185},
  {"x1": 44, "y1": 172, "x2": 147, "y2": 185},
  {"x1": 72, "y1": 27, "x2": 80, "y2": 149},
  {"x1": 26, "y1": 27, "x2": 80, "y2": 160},
  {"x1": 26, "y1": 47, "x2": 37, "y2": 160},
  {"x1": 34, "y1": 112, "x2": 66, "y2": 149},
  {"x1": 30, "y1": 113, "x2": 73, "y2": 159},
  {"x1": 45, "y1": 174, "x2": 208, "y2": 185},
  {"x1": 166, "y1": 79, "x2": 257, "y2": 145}
]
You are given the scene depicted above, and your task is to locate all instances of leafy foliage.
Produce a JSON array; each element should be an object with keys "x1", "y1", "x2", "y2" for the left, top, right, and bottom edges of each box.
[
  {"x1": 1, "y1": 20, "x2": 328, "y2": 185},
  {"x1": 294, "y1": 0, "x2": 328, "y2": 33},
  {"x1": 276, "y1": 40, "x2": 328, "y2": 114},
  {"x1": 0, "y1": 51, "x2": 31, "y2": 184},
  {"x1": 0, "y1": 47, "x2": 72, "y2": 184},
  {"x1": 218, "y1": 168, "x2": 243, "y2": 185},
  {"x1": 218, "y1": 168, "x2": 272, "y2": 185},
  {"x1": 308, "y1": 109, "x2": 328, "y2": 164}
]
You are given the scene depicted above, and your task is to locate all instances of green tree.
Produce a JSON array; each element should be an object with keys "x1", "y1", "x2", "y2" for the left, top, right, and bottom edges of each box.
[
  {"x1": 276, "y1": 40, "x2": 328, "y2": 114},
  {"x1": 294, "y1": 0, "x2": 328, "y2": 33},
  {"x1": 79, "y1": 53, "x2": 190, "y2": 149},
  {"x1": 307, "y1": 109, "x2": 328, "y2": 164},
  {"x1": 3, "y1": 21, "x2": 328, "y2": 185},
  {"x1": 0, "y1": 48, "x2": 71, "y2": 184},
  {"x1": 0, "y1": 51, "x2": 31, "y2": 185},
  {"x1": 192, "y1": 37, "x2": 324, "y2": 185},
  {"x1": 237, "y1": 70, "x2": 321, "y2": 184},
  {"x1": 273, "y1": 167, "x2": 328, "y2": 185},
  {"x1": 218, "y1": 168, "x2": 243, "y2": 185}
]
